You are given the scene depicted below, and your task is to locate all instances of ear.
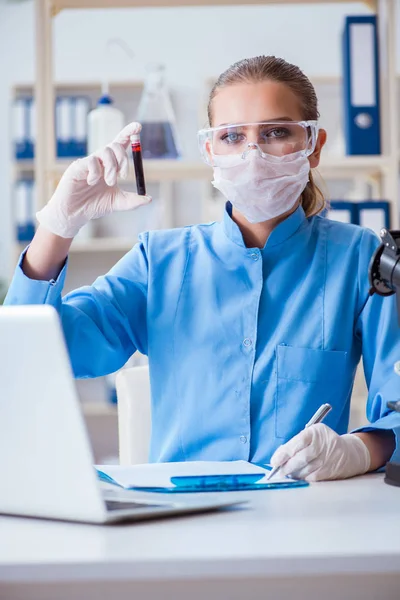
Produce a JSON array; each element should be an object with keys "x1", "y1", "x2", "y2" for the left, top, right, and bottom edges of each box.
[
  {"x1": 308, "y1": 128, "x2": 327, "y2": 169},
  {"x1": 205, "y1": 139, "x2": 214, "y2": 165}
]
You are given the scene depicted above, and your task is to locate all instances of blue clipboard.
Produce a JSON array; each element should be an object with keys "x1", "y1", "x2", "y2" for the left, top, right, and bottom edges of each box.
[{"x1": 167, "y1": 473, "x2": 309, "y2": 492}]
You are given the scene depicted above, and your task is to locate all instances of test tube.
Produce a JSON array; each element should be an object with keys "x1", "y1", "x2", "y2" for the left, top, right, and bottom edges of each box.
[{"x1": 130, "y1": 133, "x2": 146, "y2": 196}]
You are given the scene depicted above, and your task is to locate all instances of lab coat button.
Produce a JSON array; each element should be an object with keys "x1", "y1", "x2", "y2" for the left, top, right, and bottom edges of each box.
[
  {"x1": 249, "y1": 252, "x2": 259, "y2": 261},
  {"x1": 240, "y1": 436, "x2": 248, "y2": 444},
  {"x1": 243, "y1": 338, "x2": 252, "y2": 347}
]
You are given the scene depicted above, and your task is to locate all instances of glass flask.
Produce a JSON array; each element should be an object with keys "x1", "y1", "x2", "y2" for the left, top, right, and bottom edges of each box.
[{"x1": 137, "y1": 64, "x2": 181, "y2": 159}]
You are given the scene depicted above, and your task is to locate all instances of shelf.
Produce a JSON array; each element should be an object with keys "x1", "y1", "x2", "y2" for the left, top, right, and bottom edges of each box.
[
  {"x1": 14, "y1": 160, "x2": 35, "y2": 173},
  {"x1": 317, "y1": 155, "x2": 390, "y2": 179},
  {"x1": 51, "y1": 159, "x2": 213, "y2": 182},
  {"x1": 136, "y1": 160, "x2": 212, "y2": 182},
  {"x1": 53, "y1": 0, "x2": 376, "y2": 11},
  {"x1": 70, "y1": 237, "x2": 136, "y2": 253},
  {"x1": 13, "y1": 80, "x2": 143, "y2": 95},
  {"x1": 16, "y1": 237, "x2": 136, "y2": 254},
  {"x1": 82, "y1": 402, "x2": 117, "y2": 417},
  {"x1": 14, "y1": 159, "x2": 212, "y2": 182},
  {"x1": 15, "y1": 156, "x2": 389, "y2": 182}
]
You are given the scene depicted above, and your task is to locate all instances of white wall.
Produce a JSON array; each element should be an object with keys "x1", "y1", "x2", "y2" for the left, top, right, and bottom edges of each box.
[{"x1": 0, "y1": 0, "x2": 378, "y2": 281}]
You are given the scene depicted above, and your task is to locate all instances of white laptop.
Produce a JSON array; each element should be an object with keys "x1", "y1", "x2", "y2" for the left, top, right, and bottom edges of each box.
[{"x1": 0, "y1": 305, "x2": 243, "y2": 524}]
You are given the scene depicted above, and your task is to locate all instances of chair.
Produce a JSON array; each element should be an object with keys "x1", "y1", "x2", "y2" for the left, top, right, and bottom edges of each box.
[
  {"x1": 349, "y1": 363, "x2": 368, "y2": 431},
  {"x1": 116, "y1": 365, "x2": 151, "y2": 465},
  {"x1": 116, "y1": 363, "x2": 367, "y2": 465}
]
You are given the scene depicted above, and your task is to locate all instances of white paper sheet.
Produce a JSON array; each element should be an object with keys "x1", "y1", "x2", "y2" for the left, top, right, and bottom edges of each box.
[{"x1": 95, "y1": 460, "x2": 288, "y2": 489}]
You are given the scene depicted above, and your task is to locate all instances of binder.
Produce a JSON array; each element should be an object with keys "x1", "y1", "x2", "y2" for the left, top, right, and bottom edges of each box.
[
  {"x1": 56, "y1": 97, "x2": 72, "y2": 158},
  {"x1": 29, "y1": 99, "x2": 36, "y2": 154},
  {"x1": 73, "y1": 96, "x2": 89, "y2": 156},
  {"x1": 326, "y1": 200, "x2": 391, "y2": 234},
  {"x1": 13, "y1": 97, "x2": 34, "y2": 160},
  {"x1": 15, "y1": 179, "x2": 35, "y2": 242},
  {"x1": 326, "y1": 201, "x2": 358, "y2": 224},
  {"x1": 56, "y1": 96, "x2": 90, "y2": 158},
  {"x1": 13, "y1": 94, "x2": 89, "y2": 160},
  {"x1": 342, "y1": 15, "x2": 381, "y2": 155},
  {"x1": 357, "y1": 200, "x2": 390, "y2": 234}
]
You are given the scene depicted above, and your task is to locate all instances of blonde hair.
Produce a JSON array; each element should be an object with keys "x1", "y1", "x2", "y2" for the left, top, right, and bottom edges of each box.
[{"x1": 208, "y1": 56, "x2": 325, "y2": 217}]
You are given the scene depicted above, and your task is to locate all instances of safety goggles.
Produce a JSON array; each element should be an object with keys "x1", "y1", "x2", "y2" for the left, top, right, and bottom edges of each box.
[{"x1": 197, "y1": 120, "x2": 319, "y2": 166}]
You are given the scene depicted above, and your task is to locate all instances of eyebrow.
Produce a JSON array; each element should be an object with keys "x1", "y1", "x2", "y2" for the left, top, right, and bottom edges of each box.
[{"x1": 216, "y1": 117, "x2": 295, "y2": 127}]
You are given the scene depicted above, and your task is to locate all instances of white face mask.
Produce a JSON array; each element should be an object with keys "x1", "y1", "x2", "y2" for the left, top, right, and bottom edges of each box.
[{"x1": 211, "y1": 149, "x2": 310, "y2": 223}]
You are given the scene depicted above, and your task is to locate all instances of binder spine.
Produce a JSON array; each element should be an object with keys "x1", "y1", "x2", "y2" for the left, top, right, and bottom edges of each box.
[
  {"x1": 14, "y1": 97, "x2": 35, "y2": 160},
  {"x1": 326, "y1": 200, "x2": 391, "y2": 234},
  {"x1": 56, "y1": 95, "x2": 90, "y2": 158},
  {"x1": 343, "y1": 15, "x2": 381, "y2": 155},
  {"x1": 15, "y1": 179, "x2": 35, "y2": 243}
]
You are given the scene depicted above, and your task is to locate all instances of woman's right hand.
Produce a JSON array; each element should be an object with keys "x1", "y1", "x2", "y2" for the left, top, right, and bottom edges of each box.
[{"x1": 36, "y1": 122, "x2": 151, "y2": 239}]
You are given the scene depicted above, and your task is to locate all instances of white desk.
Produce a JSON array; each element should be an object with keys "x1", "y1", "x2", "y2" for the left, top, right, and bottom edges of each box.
[{"x1": 1, "y1": 473, "x2": 399, "y2": 600}]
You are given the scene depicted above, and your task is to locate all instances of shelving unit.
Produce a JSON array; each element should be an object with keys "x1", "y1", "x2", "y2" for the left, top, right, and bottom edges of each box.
[
  {"x1": 11, "y1": 79, "x2": 215, "y2": 260},
  {"x1": 11, "y1": 80, "x2": 147, "y2": 263},
  {"x1": 26, "y1": 0, "x2": 398, "y2": 434},
  {"x1": 16, "y1": 0, "x2": 397, "y2": 253},
  {"x1": 34, "y1": 0, "x2": 392, "y2": 210}
]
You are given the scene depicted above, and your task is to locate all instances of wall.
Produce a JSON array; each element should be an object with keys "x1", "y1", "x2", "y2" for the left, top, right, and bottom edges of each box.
[{"x1": 0, "y1": 0, "x2": 377, "y2": 281}]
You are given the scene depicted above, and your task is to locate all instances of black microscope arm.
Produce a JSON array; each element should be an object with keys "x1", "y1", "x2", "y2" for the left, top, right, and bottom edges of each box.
[{"x1": 368, "y1": 228, "x2": 400, "y2": 413}]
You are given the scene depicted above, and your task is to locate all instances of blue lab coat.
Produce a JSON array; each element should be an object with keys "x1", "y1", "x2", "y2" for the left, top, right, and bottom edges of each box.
[{"x1": 5, "y1": 204, "x2": 400, "y2": 463}]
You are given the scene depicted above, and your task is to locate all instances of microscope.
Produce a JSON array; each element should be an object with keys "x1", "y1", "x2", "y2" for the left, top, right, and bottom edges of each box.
[{"x1": 368, "y1": 229, "x2": 400, "y2": 487}]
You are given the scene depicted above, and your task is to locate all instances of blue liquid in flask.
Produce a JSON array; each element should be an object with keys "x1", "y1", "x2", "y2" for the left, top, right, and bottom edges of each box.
[{"x1": 140, "y1": 121, "x2": 180, "y2": 159}]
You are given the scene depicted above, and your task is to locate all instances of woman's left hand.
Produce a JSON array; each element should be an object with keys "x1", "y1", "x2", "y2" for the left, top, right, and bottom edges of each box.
[{"x1": 270, "y1": 423, "x2": 371, "y2": 481}]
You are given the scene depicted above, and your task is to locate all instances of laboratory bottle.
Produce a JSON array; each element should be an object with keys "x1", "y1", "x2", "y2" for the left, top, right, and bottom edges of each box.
[
  {"x1": 87, "y1": 94, "x2": 125, "y2": 154},
  {"x1": 137, "y1": 64, "x2": 180, "y2": 159}
]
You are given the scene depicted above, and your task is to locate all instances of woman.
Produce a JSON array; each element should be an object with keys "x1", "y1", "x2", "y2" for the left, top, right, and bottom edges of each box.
[{"x1": 6, "y1": 56, "x2": 399, "y2": 481}]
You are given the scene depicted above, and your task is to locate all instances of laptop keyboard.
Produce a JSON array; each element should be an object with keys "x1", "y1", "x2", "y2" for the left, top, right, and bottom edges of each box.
[{"x1": 105, "y1": 500, "x2": 162, "y2": 512}]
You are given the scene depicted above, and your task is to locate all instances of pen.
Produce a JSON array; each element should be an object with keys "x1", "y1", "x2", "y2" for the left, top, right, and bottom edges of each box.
[{"x1": 266, "y1": 403, "x2": 332, "y2": 481}]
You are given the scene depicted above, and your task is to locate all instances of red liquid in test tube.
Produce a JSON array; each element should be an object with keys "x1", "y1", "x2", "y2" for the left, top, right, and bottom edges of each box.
[{"x1": 130, "y1": 133, "x2": 147, "y2": 196}]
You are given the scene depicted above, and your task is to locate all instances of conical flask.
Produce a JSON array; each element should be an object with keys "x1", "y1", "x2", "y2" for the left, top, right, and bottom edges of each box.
[{"x1": 137, "y1": 64, "x2": 180, "y2": 159}]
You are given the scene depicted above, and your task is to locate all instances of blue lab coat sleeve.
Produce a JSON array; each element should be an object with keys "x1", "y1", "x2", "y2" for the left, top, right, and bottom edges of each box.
[
  {"x1": 4, "y1": 235, "x2": 150, "y2": 378},
  {"x1": 353, "y1": 229, "x2": 400, "y2": 462}
]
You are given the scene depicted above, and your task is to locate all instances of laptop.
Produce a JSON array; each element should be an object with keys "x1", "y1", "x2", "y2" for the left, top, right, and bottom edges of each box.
[{"x1": 0, "y1": 305, "x2": 243, "y2": 524}]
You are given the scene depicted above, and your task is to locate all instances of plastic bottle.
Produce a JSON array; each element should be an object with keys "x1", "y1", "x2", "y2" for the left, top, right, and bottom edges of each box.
[
  {"x1": 87, "y1": 94, "x2": 125, "y2": 154},
  {"x1": 78, "y1": 95, "x2": 125, "y2": 241}
]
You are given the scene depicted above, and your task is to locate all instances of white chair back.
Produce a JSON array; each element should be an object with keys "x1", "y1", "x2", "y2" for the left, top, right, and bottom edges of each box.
[{"x1": 116, "y1": 365, "x2": 151, "y2": 465}]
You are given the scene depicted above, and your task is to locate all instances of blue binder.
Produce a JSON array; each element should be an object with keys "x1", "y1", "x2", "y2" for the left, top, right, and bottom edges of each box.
[
  {"x1": 56, "y1": 96, "x2": 90, "y2": 158},
  {"x1": 325, "y1": 201, "x2": 358, "y2": 224},
  {"x1": 13, "y1": 97, "x2": 35, "y2": 160},
  {"x1": 15, "y1": 179, "x2": 35, "y2": 242},
  {"x1": 325, "y1": 200, "x2": 391, "y2": 233},
  {"x1": 342, "y1": 15, "x2": 381, "y2": 155},
  {"x1": 357, "y1": 200, "x2": 391, "y2": 232},
  {"x1": 72, "y1": 96, "x2": 89, "y2": 157}
]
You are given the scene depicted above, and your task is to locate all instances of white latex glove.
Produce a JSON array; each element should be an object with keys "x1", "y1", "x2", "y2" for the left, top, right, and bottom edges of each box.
[
  {"x1": 36, "y1": 122, "x2": 151, "y2": 238},
  {"x1": 270, "y1": 423, "x2": 371, "y2": 482}
]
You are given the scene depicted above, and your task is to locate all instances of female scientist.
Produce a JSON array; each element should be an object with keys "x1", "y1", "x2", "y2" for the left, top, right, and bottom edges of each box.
[{"x1": 6, "y1": 56, "x2": 400, "y2": 481}]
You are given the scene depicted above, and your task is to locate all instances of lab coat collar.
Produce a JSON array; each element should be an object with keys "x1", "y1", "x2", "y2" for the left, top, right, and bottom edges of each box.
[{"x1": 222, "y1": 201, "x2": 308, "y2": 250}]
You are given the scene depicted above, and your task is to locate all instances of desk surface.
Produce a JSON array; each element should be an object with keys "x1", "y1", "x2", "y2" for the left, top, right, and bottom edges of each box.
[{"x1": 1, "y1": 473, "x2": 399, "y2": 584}]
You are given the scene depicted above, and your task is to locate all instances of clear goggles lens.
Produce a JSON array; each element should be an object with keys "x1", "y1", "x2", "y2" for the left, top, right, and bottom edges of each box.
[{"x1": 197, "y1": 120, "x2": 319, "y2": 165}]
